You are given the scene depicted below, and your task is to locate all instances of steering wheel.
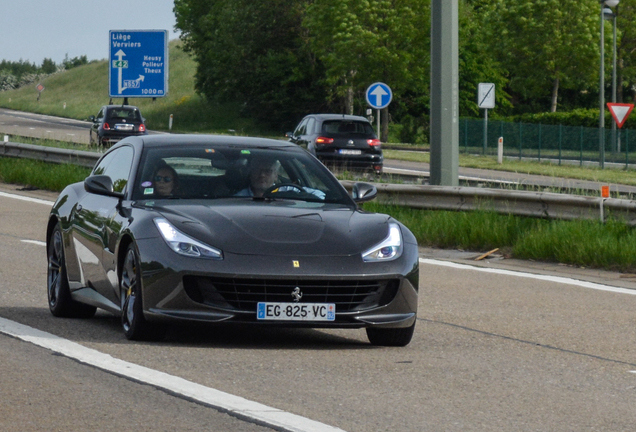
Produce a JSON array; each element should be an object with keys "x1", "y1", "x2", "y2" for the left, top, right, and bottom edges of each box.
[{"x1": 262, "y1": 183, "x2": 304, "y2": 198}]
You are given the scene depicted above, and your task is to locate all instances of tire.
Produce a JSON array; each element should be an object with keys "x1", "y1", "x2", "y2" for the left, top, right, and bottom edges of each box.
[
  {"x1": 366, "y1": 322, "x2": 415, "y2": 347},
  {"x1": 47, "y1": 223, "x2": 97, "y2": 318},
  {"x1": 120, "y1": 244, "x2": 166, "y2": 341}
]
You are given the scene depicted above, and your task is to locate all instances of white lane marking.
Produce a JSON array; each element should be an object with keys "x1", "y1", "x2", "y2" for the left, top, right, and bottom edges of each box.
[
  {"x1": 0, "y1": 317, "x2": 345, "y2": 432},
  {"x1": 420, "y1": 258, "x2": 636, "y2": 295},
  {"x1": 21, "y1": 240, "x2": 46, "y2": 246},
  {"x1": 0, "y1": 191, "x2": 54, "y2": 206}
]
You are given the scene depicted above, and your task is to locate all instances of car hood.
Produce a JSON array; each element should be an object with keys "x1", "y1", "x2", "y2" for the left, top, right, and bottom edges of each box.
[{"x1": 153, "y1": 200, "x2": 391, "y2": 256}]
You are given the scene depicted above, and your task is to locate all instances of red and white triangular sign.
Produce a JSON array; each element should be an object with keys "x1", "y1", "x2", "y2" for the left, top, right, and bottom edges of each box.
[{"x1": 607, "y1": 103, "x2": 634, "y2": 129}]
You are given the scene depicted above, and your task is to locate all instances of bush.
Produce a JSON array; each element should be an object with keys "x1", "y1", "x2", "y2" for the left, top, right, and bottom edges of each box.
[
  {"x1": 499, "y1": 108, "x2": 629, "y2": 129},
  {"x1": 395, "y1": 114, "x2": 429, "y2": 145}
]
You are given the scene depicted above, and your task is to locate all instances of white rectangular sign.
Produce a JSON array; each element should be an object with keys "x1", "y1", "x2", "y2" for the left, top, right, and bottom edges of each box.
[{"x1": 478, "y1": 83, "x2": 495, "y2": 109}]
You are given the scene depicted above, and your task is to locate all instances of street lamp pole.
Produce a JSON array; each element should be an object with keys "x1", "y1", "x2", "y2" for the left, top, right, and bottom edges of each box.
[
  {"x1": 599, "y1": 1, "x2": 605, "y2": 169},
  {"x1": 600, "y1": 0, "x2": 620, "y2": 168},
  {"x1": 611, "y1": 8, "x2": 617, "y2": 154}
]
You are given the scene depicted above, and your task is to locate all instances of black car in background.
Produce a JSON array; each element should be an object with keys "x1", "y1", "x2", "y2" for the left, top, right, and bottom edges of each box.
[
  {"x1": 89, "y1": 105, "x2": 147, "y2": 147},
  {"x1": 287, "y1": 114, "x2": 383, "y2": 174}
]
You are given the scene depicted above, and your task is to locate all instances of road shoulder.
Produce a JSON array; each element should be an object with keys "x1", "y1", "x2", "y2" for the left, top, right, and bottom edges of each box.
[{"x1": 419, "y1": 246, "x2": 636, "y2": 291}]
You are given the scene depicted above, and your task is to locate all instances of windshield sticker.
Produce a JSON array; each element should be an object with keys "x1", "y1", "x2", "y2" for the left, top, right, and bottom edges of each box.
[
  {"x1": 141, "y1": 181, "x2": 152, "y2": 187},
  {"x1": 241, "y1": 150, "x2": 251, "y2": 154},
  {"x1": 144, "y1": 187, "x2": 154, "y2": 195},
  {"x1": 205, "y1": 149, "x2": 215, "y2": 153}
]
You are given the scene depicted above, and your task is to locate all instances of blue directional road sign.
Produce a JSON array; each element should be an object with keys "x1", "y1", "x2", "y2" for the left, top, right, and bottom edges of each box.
[
  {"x1": 109, "y1": 30, "x2": 168, "y2": 98},
  {"x1": 365, "y1": 82, "x2": 392, "y2": 110}
]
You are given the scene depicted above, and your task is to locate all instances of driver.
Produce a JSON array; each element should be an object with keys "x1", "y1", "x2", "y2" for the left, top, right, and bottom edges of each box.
[{"x1": 234, "y1": 155, "x2": 280, "y2": 198}]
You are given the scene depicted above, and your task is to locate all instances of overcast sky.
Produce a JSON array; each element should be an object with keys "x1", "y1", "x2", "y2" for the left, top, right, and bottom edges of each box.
[{"x1": 0, "y1": 0, "x2": 179, "y2": 65}]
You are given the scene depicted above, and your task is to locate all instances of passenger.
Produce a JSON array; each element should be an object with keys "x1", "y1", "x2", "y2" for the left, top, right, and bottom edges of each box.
[{"x1": 153, "y1": 165, "x2": 179, "y2": 197}]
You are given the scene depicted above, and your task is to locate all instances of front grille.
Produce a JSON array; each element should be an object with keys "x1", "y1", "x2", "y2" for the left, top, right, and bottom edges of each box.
[{"x1": 183, "y1": 276, "x2": 399, "y2": 312}]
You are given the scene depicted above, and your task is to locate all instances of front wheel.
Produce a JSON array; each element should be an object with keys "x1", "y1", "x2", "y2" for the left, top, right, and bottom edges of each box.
[
  {"x1": 47, "y1": 223, "x2": 96, "y2": 318},
  {"x1": 366, "y1": 322, "x2": 415, "y2": 347},
  {"x1": 120, "y1": 244, "x2": 165, "y2": 341}
]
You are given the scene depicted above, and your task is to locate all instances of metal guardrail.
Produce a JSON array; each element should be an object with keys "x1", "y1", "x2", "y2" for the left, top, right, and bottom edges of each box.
[
  {"x1": 2, "y1": 140, "x2": 633, "y2": 224},
  {"x1": 1, "y1": 141, "x2": 99, "y2": 168},
  {"x1": 340, "y1": 182, "x2": 636, "y2": 225}
]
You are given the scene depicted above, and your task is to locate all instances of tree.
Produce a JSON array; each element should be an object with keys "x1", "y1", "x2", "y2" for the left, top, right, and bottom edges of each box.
[
  {"x1": 457, "y1": 0, "x2": 510, "y2": 117},
  {"x1": 175, "y1": 0, "x2": 328, "y2": 130},
  {"x1": 484, "y1": 0, "x2": 598, "y2": 113},
  {"x1": 614, "y1": 3, "x2": 636, "y2": 103},
  {"x1": 0, "y1": 59, "x2": 37, "y2": 80},
  {"x1": 303, "y1": 0, "x2": 430, "y2": 117},
  {"x1": 62, "y1": 54, "x2": 88, "y2": 70},
  {"x1": 41, "y1": 58, "x2": 57, "y2": 74}
]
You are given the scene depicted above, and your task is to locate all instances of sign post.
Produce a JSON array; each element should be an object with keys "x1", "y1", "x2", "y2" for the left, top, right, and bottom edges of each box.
[
  {"x1": 478, "y1": 83, "x2": 495, "y2": 155},
  {"x1": 109, "y1": 30, "x2": 169, "y2": 100},
  {"x1": 35, "y1": 83, "x2": 45, "y2": 101},
  {"x1": 365, "y1": 82, "x2": 393, "y2": 138}
]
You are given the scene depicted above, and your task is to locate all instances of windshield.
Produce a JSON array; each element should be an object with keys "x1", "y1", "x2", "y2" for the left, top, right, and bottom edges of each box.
[
  {"x1": 132, "y1": 145, "x2": 352, "y2": 204},
  {"x1": 321, "y1": 120, "x2": 375, "y2": 135},
  {"x1": 107, "y1": 108, "x2": 142, "y2": 122}
]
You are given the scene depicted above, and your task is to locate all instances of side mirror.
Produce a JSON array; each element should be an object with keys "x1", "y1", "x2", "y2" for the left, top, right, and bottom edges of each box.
[
  {"x1": 84, "y1": 175, "x2": 124, "y2": 199},
  {"x1": 352, "y1": 182, "x2": 377, "y2": 203},
  {"x1": 89, "y1": 115, "x2": 96, "y2": 122},
  {"x1": 285, "y1": 132, "x2": 294, "y2": 141}
]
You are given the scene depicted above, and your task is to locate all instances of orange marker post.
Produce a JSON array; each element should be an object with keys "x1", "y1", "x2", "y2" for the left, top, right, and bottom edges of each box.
[
  {"x1": 601, "y1": 185, "x2": 610, "y2": 198},
  {"x1": 600, "y1": 185, "x2": 610, "y2": 223}
]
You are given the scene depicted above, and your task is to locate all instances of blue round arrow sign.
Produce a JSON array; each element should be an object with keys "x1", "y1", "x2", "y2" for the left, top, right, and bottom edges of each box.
[{"x1": 366, "y1": 82, "x2": 392, "y2": 109}]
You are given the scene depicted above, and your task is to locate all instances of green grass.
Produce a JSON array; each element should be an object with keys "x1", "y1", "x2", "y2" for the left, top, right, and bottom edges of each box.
[
  {"x1": 363, "y1": 202, "x2": 636, "y2": 273},
  {"x1": 0, "y1": 158, "x2": 91, "y2": 191}
]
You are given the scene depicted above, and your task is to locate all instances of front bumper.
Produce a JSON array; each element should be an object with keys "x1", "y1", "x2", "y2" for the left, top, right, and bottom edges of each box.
[{"x1": 137, "y1": 238, "x2": 419, "y2": 329}]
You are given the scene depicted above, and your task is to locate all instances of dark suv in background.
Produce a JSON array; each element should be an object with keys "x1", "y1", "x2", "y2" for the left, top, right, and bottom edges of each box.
[
  {"x1": 89, "y1": 105, "x2": 147, "y2": 147},
  {"x1": 287, "y1": 114, "x2": 383, "y2": 174}
]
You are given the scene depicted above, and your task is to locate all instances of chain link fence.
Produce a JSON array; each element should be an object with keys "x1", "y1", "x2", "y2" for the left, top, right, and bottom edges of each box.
[{"x1": 460, "y1": 118, "x2": 634, "y2": 168}]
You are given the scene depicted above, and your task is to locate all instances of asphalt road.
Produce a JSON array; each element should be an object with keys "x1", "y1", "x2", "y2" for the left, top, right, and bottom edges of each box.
[
  {"x1": 1, "y1": 183, "x2": 636, "y2": 431},
  {"x1": 0, "y1": 108, "x2": 91, "y2": 144}
]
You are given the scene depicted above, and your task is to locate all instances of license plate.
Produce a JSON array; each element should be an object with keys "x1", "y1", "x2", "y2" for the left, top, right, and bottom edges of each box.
[
  {"x1": 339, "y1": 149, "x2": 362, "y2": 155},
  {"x1": 257, "y1": 302, "x2": 335, "y2": 321},
  {"x1": 115, "y1": 124, "x2": 133, "y2": 131}
]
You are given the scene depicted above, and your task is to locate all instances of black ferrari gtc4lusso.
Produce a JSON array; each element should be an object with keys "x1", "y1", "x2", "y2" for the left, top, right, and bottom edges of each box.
[{"x1": 47, "y1": 134, "x2": 419, "y2": 346}]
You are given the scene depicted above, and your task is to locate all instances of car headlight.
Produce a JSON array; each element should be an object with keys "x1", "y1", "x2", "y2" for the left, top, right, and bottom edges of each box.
[
  {"x1": 362, "y1": 223, "x2": 403, "y2": 262},
  {"x1": 154, "y1": 218, "x2": 223, "y2": 260}
]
